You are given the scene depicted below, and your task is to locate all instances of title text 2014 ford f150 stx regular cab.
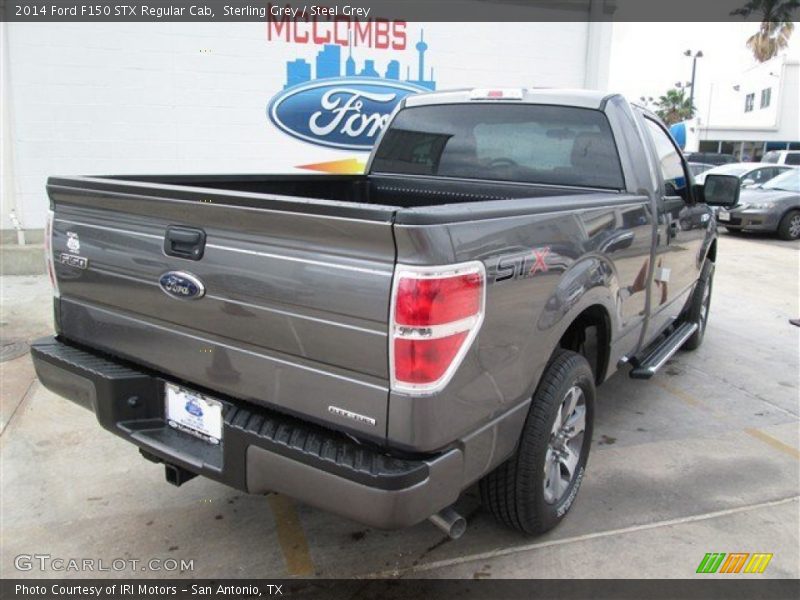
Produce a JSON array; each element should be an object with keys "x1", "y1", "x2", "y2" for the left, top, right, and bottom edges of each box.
[{"x1": 32, "y1": 89, "x2": 741, "y2": 538}]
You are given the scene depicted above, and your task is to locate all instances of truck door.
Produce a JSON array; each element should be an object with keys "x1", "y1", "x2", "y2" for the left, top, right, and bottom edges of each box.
[{"x1": 641, "y1": 117, "x2": 707, "y2": 332}]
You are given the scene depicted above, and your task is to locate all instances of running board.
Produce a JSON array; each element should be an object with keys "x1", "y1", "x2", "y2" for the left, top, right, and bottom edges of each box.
[{"x1": 628, "y1": 322, "x2": 698, "y2": 380}]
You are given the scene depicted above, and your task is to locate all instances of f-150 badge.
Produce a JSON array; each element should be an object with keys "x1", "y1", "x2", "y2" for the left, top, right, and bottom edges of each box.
[{"x1": 59, "y1": 253, "x2": 88, "y2": 270}]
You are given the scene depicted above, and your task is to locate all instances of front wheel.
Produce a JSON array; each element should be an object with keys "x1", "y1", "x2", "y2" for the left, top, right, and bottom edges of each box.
[
  {"x1": 777, "y1": 210, "x2": 800, "y2": 241},
  {"x1": 683, "y1": 259, "x2": 714, "y2": 351},
  {"x1": 480, "y1": 350, "x2": 595, "y2": 535}
]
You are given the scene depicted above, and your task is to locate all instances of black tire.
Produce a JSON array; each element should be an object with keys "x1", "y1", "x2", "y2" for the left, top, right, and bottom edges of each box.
[
  {"x1": 683, "y1": 259, "x2": 714, "y2": 351},
  {"x1": 479, "y1": 349, "x2": 594, "y2": 535},
  {"x1": 777, "y1": 210, "x2": 800, "y2": 241}
]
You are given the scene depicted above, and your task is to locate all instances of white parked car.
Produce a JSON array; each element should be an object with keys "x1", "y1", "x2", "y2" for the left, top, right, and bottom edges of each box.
[
  {"x1": 695, "y1": 162, "x2": 795, "y2": 187},
  {"x1": 761, "y1": 150, "x2": 800, "y2": 166}
]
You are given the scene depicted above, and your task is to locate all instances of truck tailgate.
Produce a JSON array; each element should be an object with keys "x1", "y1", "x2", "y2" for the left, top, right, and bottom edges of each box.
[{"x1": 48, "y1": 177, "x2": 396, "y2": 441}]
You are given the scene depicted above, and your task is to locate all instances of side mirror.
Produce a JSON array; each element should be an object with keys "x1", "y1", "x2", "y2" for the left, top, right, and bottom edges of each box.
[
  {"x1": 741, "y1": 178, "x2": 755, "y2": 188},
  {"x1": 699, "y1": 174, "x2": 741, "y2": 208}
]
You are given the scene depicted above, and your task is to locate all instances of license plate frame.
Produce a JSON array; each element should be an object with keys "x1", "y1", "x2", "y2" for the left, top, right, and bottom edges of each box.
[{"x1": 165, "y1": 383, "x2": 223, "y2": 445}]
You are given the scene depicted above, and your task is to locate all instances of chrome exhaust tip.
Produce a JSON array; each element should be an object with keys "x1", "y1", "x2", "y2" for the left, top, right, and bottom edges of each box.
[{"x1": 429, "y1": 506, "x2": 466, "y2": 539}]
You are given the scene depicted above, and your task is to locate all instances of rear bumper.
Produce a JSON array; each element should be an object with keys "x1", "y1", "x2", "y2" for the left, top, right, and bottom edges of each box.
[{"x1": 30, "y1": 336, "x2": 463, "y2": 529}]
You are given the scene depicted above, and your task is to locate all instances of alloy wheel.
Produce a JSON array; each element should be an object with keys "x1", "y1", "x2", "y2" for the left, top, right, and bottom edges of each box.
[
  {"x1": 543, "y1": 385, "x2": 586, "y2": 504},
  {"x1": 789, "y1": 215, "x2": 800, "y2": 239}
]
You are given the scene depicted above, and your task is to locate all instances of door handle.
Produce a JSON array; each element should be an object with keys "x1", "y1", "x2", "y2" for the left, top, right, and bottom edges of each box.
[{"x1": 164, "y1": 226, "x2": 206, "y2": 260}]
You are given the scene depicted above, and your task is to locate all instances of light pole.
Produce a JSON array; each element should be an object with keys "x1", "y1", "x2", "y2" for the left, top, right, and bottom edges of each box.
[
  {"x1": 684, "y1": 49, "x2": 703, "y2": 107},
  {"x1": 675, "y1": 81, "x2": 691, "y2": 99}
]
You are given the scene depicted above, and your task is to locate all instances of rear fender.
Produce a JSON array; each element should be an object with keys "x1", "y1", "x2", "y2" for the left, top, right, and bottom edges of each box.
[
  {"x1": 517, "y1": 255, "x2": 620, "y2": 398},
  {"x1": 536, "y1": 254, "x2": 620, "y2": 340}
]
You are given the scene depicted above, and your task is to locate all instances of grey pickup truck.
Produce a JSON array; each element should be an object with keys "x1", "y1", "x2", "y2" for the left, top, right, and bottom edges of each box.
[{"x1": 32, "y1": 89, "x2": 740, "y2": 538}]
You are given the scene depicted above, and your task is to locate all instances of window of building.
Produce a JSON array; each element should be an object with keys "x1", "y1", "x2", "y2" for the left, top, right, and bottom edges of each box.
[
  {"x1": 698, "y1": 141, "x2": 719, "y2": 152},
  {"x1": 744, "y1": 93, "x2": 755, "y2": 112},
  {"x1": 760, "y1": 88, "x2": 771, "y2": 109}
]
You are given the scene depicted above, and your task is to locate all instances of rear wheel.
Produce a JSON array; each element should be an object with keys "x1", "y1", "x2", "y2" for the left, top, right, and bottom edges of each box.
[
  {"x1": 683, "y1": 259, "x2": 714, "y2": 351},
  {"x1": 777, "y1": 210, "x2": 800, "y2": 241},
  {"x1": 480, "y1": 350, "x2": 594, "y2": 535}
]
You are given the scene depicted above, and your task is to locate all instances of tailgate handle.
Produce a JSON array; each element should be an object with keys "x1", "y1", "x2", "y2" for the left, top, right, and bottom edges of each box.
[{"x1": 164, "y1": 226, "x2": 206, "y2": 260}]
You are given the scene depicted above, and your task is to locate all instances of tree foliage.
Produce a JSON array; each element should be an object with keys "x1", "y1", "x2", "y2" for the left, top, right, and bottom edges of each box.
[
  {"x1": 732, "y1": 0, "x2": 799, "y2": 62},
  {"x1": 654, "y1": 88, "x2": 696, "y2": 125}
]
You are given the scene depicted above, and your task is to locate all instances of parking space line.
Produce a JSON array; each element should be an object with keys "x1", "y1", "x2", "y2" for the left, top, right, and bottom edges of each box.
[
  {"x1": 655, "y1": 380, "x2": 800, "y2": 461},
  {"x1": 0, "y1": 376, "x2": 38, "y2": 438},
  {"x1": 654, "y1": 380, "x2": 717, "y2": 414},
  {"x1": 363, "y1": 496, "x2": 799, "y2": 578},
  {"x1": 681, "y1": 363, "x2": 799, "y2": 419},
  {"x1": 745, "y1": 428, "x2": 800, "y2": 460},
  {"x1": 267, "y1": 494, "x2": 315, "y2": 576}
]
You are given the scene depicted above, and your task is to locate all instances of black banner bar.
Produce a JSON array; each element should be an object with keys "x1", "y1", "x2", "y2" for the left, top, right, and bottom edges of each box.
[
  {"x1": 2, "y1": 0, "x2": 797, "y2": 22},
  {"x1": 2, "y1": 579, "x2": 800, "y2": 600}
]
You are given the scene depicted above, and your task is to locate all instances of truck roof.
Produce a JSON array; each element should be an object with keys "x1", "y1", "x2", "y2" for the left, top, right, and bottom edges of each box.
[{"x1": 404, "y1": 88, "x2": 615, "y2": 110}]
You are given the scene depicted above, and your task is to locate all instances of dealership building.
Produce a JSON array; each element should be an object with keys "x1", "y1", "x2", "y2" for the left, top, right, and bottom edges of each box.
[
  {"x1": 1, "y1": 18, "x2": 612, "y2": 273},
  {"x1": 692, "y1": 55, "x2": 800, "y2": 161}
]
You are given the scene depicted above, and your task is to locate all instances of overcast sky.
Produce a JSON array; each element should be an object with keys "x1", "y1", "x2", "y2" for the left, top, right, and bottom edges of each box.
[{"x1": 608, "y1": 22, "x2": 799, "y2": 115}]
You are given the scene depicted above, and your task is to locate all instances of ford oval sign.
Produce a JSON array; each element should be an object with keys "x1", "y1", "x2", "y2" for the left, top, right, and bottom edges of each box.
[
  {"x1": 159, "y1": 271, "x2": 205, "y2": 300},
  {"x1": 268, "y1": 79, "x2": 427, "y2": 151}
]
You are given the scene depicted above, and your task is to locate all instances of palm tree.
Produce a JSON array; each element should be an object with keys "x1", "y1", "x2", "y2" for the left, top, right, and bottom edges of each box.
[
  {"x1": 654, "y1": 88, "x2": 695, "y2": 125},
  {"x1": 732, "y1": 0, "x2": 799, "y2": 63}
]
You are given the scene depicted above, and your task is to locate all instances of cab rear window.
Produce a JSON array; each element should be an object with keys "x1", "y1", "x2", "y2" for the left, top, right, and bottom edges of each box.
[{"x1": 371, "y1": 104, "x2": 625, "y2": 190}]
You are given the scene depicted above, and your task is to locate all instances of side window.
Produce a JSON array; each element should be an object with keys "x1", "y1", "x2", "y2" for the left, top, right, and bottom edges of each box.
[
  {"x1": 751, "y1": 168, "x2": 771, "y2": 183},
  {"x1": 760, "y1": 88, "x2": 771, "y2": 109},
  {"x1": 786, "y1": 153, "x2": 800, "y2": 166},
  {"x1": 644, "y1": 119, "x2": 688, "y2": 199}
]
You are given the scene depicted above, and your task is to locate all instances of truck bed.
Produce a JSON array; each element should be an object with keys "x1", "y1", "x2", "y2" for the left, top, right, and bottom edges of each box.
[
  {"x1": 65, "y1": 172, "x2": 603, "y2": 211},
  {"x1": 47, "y1": 173, "x2": 635, "y2": 445}
]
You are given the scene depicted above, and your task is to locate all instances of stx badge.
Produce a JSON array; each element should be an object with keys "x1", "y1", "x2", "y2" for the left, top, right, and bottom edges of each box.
[{"x1": 493, "y1": 247, "x2": 552, "y2": 283}]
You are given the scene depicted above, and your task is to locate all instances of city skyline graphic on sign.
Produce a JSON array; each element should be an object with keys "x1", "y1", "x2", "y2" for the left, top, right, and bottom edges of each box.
[{"x1": 283, "y1": 29, "x2": 437, "y2": 90}]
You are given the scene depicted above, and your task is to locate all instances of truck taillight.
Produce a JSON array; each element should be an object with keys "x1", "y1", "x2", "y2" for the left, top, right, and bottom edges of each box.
[
  {"x1": 390, "y1": 262, "x2": 485, "y2": 394},
  {"x1": 44, "y1": 210, "x2": 60, "y2": 297}
]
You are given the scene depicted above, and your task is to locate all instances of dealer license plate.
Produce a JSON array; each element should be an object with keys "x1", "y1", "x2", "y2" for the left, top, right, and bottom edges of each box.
[
  {"x1": 165, "y1": 383, "x2": 223, "y2": 444},
  {"x1": 717, "y1": 209, "x2": 730, "y2": 222}
]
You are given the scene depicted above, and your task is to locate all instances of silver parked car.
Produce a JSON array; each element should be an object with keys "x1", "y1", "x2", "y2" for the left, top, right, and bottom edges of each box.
[
  {"x1": 717, "y1": 169, "x2": 800, "y2": 240},
  {"x1": 695, "y1": 162, "x2": 794, "y2": 187}
]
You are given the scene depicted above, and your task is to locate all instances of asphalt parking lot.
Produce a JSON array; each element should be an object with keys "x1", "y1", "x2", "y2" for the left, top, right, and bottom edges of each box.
[{"x1": 1, "y1": 232, "x2": 798, "y2": 580}]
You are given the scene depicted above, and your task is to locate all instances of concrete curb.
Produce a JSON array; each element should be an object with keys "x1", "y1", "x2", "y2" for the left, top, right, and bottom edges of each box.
[{"x1": 0, "y1": 244, "x2": 45, "y2": 275}]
